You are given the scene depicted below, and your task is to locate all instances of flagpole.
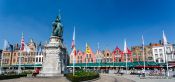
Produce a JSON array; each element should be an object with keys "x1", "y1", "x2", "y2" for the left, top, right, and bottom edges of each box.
[
  {"x1": 125, "y1": 53, "x2": 128, "y2": 74},
  {"x1": 86, "y1": 59, "x2": 87, "y2": 72},
  {"x1": 72, "y1": 26, "x2": 75, "y2": 76},
  {"x1": 18, "y1": 50, "x2": 22, "y2": 74},
  {"x1": 164, "y1": 46, "x2": 169, "y2": 77},
  {"x1": 97, "y1": 42, "x2": 100, "y2": 68},
  {"x1": 34, "y1": 43, "x2": 38, "y2": 71},
  {"x1": 163, "y1": 30, "x2": 169, "y2": 77},
  {"x1": 142, "y1": 35, "x2": 146, "y2": 77},
  {"x1": 124, "y1": 39, "x2": 128, "y2": 74},
  {"x1": 18, "y1": 32, "x2": 24, "y2": 74},
  {"x1": 73, "y1": 48, "x2": 75, "y2": 76}
]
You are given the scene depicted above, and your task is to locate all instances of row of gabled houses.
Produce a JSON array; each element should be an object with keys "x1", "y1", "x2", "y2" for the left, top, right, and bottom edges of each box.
[
  {"x1": 69, "y1": 44, "x2": 133, "y2": 64},
  {"x1": 69, "y1": 41, "x2": 175, "y2": 66},
  {"x1": 0, "y1": 39, "x2": 44, "y2": 68},
  {"x1": 1, "y1": 40, "x2": 175, "y2": 69}
]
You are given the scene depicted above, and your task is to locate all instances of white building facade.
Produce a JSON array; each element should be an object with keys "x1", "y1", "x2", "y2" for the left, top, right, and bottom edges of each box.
[
  {"x1": 152, "y1": 44, "x2": 175, "y2": 63},
  {"x1": 35, "y1": 43, "x2": 44, "y2": 65}
]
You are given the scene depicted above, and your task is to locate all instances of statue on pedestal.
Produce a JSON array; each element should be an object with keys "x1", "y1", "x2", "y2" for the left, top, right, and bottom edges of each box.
[
  {"x1": 38, "y1": 15, "x2": 68, "y2": 77},
  {"x1": 52, "y1": 16, "x2": 63, "y2": 37}
]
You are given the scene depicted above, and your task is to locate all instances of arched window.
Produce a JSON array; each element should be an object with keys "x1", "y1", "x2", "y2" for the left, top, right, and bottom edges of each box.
[{"x1": 107, "y1": 53, "x2": 109, "y2": 57}]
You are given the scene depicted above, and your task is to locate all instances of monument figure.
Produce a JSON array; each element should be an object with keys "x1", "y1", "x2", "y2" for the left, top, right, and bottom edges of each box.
[
  {"x1": 38, "y1": 15, "x2": 68, "y2": 77},
  {"x1": 52, "y1": 16, "x2": 63, "y2": 37}
]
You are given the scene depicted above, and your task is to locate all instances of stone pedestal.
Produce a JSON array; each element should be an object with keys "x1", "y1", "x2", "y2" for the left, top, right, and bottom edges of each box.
[{"x1": 38, "y1": 36, "x2": 67, "y2": 77}]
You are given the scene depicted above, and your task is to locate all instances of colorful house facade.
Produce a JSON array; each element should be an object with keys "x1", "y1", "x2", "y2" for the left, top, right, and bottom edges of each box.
[
  {"x1": 112, "y1": 47, "x2": 123, "y2": 62},
  {"x1": 82, "y1": 44, "x2": 96, "y2": 63}
]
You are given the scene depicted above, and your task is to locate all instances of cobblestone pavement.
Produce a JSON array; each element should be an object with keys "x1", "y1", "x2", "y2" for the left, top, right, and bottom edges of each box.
[
  {"x1": 94, "y1": 74, "x2": 135, "y2": 82},
  {"x1": 0, "y1": 74, "x2": 135, "y2": 82},
  {"x1": 107, "y1": 74, "x2": 175, "y2": 82},
  {"x1": 3, "y1": 74, "x2": 172, "y2": 82},
  {"x1": 0, "y1": 77, "x2": 70, "y2": 82},
  {"x1": 93, "y1": 74, "x2": 117, "y2": 82}
]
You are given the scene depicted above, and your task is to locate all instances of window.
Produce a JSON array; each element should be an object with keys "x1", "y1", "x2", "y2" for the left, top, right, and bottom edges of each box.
[
  {"x1": 36, "y1": 58, "x2": 38, "y2": 62},
  {"x1": 17, "y1": 58, "x2": 19, "y2": 62},
  {"x1": 148, "y1": 57, "x2": 153, "y2": 60},
  {"x1": 13, "y1": 59, "x2": 15, "y2": 62},
  {"x1": 155, "y1": 54, "x2": 158, "y2": 57},
  {"x1": 166, "y1": 47, "x2": 171, "y2": 53},
  {"x1": 107, "y1": 53, "x2": 109, "y2": 57},
  {"x1": 25, "y1": 58, "x2": 27, "y2": 62},
  {"x1": 39, "y1": 57, "x2": 41, "y2": 62},
  {"x1": 33, "y1": 58, "x2": 35, "y2": 62},
  {"x1": 154, "y1": 49, "x2": 158, "y2": 53},
  {"x1": 42, "y1": 58, "x2": 43, "y2": 62},
  {"x1": 133, "y1": 53, "x2": 136, "y2": 56},
  {"x1": 159, "y1": 49, "x2": 163, "y2": 53}
]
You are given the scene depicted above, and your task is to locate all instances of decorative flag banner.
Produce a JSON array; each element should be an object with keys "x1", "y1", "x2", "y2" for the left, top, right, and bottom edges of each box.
[
  {"x1": 20, "y1": 33, "x2": 30, "y2": 53},
  {"x1": 124, "y1": 39, "x2": 127, "y2": 54},
  {"x1": 86, "y1": 43, "x2": 91, "y2": 54},
  {"x1": 3, "y1": 40, "x2": 10, "y2": 51},
  {"x1": 71, "y1": 27, "x2": 75, "y2": 49}
]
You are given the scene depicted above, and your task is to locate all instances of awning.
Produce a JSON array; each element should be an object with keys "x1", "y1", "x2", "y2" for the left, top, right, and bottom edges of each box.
[
  {"x1": 67, "y1": 61, "x2": 164, "y2": 68},
  {"x1": 12, "y1": 64, "x2": 42, "y2": 67},
  {"x1": 135, "y1": 66, "x2": 161, "y2": 68}
]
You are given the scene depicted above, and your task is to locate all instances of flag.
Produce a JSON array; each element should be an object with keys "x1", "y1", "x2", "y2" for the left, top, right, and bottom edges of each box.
[
  {"x1": 71, "y1": 27, "x2": 75, "y2": 49},
  {"x1": 37, "y1": 42, "x2": 42, "y2": 55},
  {"x1": 163, "y1": 30, "x2": 168, "y2": 45},
  {"x1": 124, "y1": 39, "x2": 127, "y2": 54},
  {"x1": 71, "y1": 47, "x2": 76, "y2": 56},
  {"x1": 20, "y1": 33, "x2": 25, "y2": 51},
  {"x1": 3, "y1": 40, "x2": 10, "y2": 51},
  {"x1": 20, "y1": 33, "x2": 30, "y2": 53},
  {"x1": 97, "y1": 42, "x2": 100, "y2": 54},
  {"x1": 86, "y1": 43, "x2": 91, "y2": 54},
  {"x1": 142, "y1": 35, "x2": 144, "y2": 46},
  {"x1": 24, "y1": 43, "x2": 30, "y2": 53},
  {"x1": 70, "y1": 47, "x2": 77, "y2": 58}
]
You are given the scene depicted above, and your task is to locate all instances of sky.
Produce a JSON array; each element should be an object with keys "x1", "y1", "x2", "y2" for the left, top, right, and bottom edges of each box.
[{"x1": 0, "y1": 0, "x2": 175, "y2": 53}]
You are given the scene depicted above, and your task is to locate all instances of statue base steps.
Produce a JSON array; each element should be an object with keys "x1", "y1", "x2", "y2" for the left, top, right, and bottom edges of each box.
[{"x1": 37, "y1": 73, "x2": 63, "y2": 77}]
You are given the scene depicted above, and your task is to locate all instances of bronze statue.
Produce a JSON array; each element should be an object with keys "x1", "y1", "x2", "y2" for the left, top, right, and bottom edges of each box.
[{"x1": 52, "y1": 16, "x2": 63, "y2": 37}]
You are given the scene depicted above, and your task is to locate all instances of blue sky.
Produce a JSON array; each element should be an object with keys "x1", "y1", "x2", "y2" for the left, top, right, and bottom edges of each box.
[{"x1": 0, "y1": 0, "x2": 175, "y2": 53}]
